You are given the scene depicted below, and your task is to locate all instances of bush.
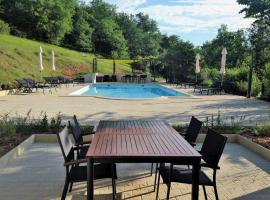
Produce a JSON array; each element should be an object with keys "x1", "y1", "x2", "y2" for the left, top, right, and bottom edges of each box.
[
  {"x1": 0, "y1": 20, "x2": 10, "y2": 34},
  {"x1": 226, "y1": 65, "x2": 249, "y2": 82},
  {"x1": 15, "y1": 111, "x2": 63, "y2": 133},
  {"x1": 201, "y1": 67, "x2": 220, "y2": 86},
  {"x1": 0, "y1": 114, "x2": 16, "y2": 135},
  {"x1": 201, "y1": 65, "x2": 263, "y2": 97}
]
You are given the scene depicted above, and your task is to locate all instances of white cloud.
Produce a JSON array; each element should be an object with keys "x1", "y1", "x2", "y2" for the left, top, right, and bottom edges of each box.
[
  {"x1": 104, "y1": 0, "x2": 146, "y2": 12},
  {"x1": 102, "y1": 0, "x2": 254, "y2": 35}
]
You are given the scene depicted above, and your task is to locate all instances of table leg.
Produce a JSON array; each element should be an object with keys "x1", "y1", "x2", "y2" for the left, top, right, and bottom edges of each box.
[
  {"x1": 192, "y1": 159, "x2": 201, "y2": 200},
  {"x1": 87, "y1": 158, "x2": 94, "y2": 200}
]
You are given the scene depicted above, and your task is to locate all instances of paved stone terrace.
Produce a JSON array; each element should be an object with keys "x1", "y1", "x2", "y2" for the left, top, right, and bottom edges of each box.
[
  {"x1": 0, "y1": 84, "x2": 269, "y2": 126},
  {"x1": 0, "y1": 143, "x2": 270, "y2": 200}
]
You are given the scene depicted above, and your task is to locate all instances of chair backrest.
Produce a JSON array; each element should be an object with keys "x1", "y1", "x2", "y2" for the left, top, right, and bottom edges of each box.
[
  {"x1": 68, "y1": 115, "x2": 83, "y2": 144},
  {"x1": 24, "y1": 79, "x2": 36, "y2": 86},
  {"x1": 212, "y1": 81, "x2": 221, "y2": 88},
  {"x1": 185, "y1": 116, "x2": 203, "y2": 144},
  {"x1": 56, "y1": 126, "x2": 73, "y2": 162},
  {"x1": 200, "y1": 129, "x2": 227, "y2": 168},
  {"x1": 16, "y1": 79, "x2": 29, "y2": 87}
]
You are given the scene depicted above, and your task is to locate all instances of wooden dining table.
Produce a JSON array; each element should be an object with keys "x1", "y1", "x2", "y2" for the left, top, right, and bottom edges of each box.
[{"x1": 86, "y1": 120, "x2": 202, "y2": 200}]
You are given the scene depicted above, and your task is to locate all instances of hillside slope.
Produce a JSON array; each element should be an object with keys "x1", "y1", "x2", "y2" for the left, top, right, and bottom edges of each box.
[{"x1": 0, "y1": 34, "x2": 132, "y2": 84}]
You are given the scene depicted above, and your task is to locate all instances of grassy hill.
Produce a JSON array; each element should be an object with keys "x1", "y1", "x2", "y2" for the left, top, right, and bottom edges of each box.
[{"x1": 0, "y1": 34, "x2": 132, "y2": 84}]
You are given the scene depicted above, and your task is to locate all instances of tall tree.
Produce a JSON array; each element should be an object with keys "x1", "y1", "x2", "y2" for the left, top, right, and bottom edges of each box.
[
  {"x1": 162, "y1": 39, "x2": 195, "y2": 82},
  {"x1": 0, "y1": 0, "x2": 76, "y2": 44},
  {"x1": 88, "y1": 0, "x2": 116, "y2": 25},
  {"x1": 238, "y1": 0, "x2": 270, "y2": 25},
  {"x1": 92, "y1": 18, "x2": 128, "y2": 58},
  {"x1": 63, "y1": 4, "x2": 93, "y2": 52},
  {"x1": 201, "y1": 25, "x2": 248, "y2": 68},
  {"x1": 249, "y1": 21, "x2": 270, "y2": 80}
]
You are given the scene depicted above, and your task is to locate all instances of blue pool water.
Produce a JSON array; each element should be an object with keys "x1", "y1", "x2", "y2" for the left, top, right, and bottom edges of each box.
[{"x1": 71, "y1": 84, "x2": 189, "y2": 99}]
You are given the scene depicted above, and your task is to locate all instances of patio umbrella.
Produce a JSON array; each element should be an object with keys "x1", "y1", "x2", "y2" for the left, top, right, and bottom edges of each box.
[
  {"x1": 52, "y1": 50, "x2": 56, "y2": 71},
  {"x1": 220, "y1": 48, "x2": 227, "y2": 84},
  {"x1": 195, "y1": 54, "x2": 200, "y2": 82},
  {"x1": 38, "y1": 46, "x2": 44, "y2": 72}
]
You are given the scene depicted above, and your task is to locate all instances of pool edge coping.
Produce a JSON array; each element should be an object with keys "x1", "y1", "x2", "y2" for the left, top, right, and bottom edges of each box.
[{"x1": 66, "y1": 83, "x2": 198, "y2": 100}]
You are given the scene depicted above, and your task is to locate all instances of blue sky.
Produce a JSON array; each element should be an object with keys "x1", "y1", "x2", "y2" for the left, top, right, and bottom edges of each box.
[{"x1": 85, "y1": 0, "x2": 254, "y2": 46}]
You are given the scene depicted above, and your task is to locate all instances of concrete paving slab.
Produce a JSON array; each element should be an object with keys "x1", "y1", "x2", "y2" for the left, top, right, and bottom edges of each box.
[
  {"x1": 0, "y1": 143, "x2": 270, "y2": 200},
  {"x1": 0, "y1": 84, "x2": 269, "y2": 126}
]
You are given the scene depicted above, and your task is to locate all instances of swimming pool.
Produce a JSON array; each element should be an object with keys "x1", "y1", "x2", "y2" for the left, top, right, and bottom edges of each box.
[{"x1": 70, "y1": 83, "x2": 189, "y2": 99}]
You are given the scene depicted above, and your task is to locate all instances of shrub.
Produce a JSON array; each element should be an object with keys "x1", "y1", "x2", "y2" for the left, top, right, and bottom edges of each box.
[
  {"x1": 201, "y1": 67, "x2": 220, "y2": 86},
  {"x1": 0, "y1": 114, "x2": 16, "y2": 135},
  {"x1": 0, "y1": 20, "x2": 10, "y2": 34},
  {"x1": 14, "y1": 111, "x2": 63, "y2": 133},
  {"x1": 226, "y1": 65, "x2": 249, "y2": 82}
]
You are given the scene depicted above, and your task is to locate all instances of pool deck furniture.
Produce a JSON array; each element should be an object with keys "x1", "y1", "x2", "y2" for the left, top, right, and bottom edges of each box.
[
  {"x1": 86, "y1": 120, "x2": 202, "y2": 200},
  {"x1": 43, "y1": 77, "x2": 60, "y2": 88},
  {"x1": 16, "y1": 79, "x2": 34, "y2": 93},
  {"x1": 180, "y1": 116, "x2": 203, "y2": 147},
  {"x1": 176, "y1": 79, "x2": 203, "y2": 89},
  {"x1": 157, "y1": 129, "x2": 227, "y2": 200},
  {"x1": 56, "y1": 126, "x2": 117, "y2": 200},
  {"x1": 69, "y1": 115, "x2": 93, "y2": 147},
  {"x1": 195, "y1": 81, "x2": 223, "y2": 95}
]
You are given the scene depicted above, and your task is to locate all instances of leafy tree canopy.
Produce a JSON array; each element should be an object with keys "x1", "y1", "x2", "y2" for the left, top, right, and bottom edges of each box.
[
  {"x1": 201, "y1": 25, "x2": 248, "y2": 68},
  {"x1": 238, "y1": 0, "x2": 270, "y2": 25}
]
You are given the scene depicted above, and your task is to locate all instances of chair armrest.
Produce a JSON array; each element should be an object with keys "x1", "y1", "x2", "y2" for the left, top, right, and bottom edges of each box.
[{"x1": 64, "y1": 159, "x2": 86, "y2": 166}]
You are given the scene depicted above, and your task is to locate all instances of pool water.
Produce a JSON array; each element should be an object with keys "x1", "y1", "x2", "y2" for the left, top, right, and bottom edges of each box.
[{"x1": 70, "y1": 84, "x2": 189, "y2": 99}]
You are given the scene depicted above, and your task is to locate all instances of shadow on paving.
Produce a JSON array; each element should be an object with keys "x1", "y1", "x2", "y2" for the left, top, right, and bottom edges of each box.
[{"x1": 233, "y1": 187, "x2": 270, "y2": 200}]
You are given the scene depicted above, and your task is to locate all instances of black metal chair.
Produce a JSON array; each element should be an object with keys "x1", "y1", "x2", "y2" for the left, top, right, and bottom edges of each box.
[
  {"x1": 181, "y1": 116, "x2": 203, "y2": 147},
  {"x1": 56, "y1": 126, "x2": 117, "y2": 200},
  {"x1": 24, "y1": 78, "x2": 49, "y2": 93},
  {"x1": 155, "y1": 116, "x2": 203, "y2": 188},
  {"x1": 199, "y1": 81, "x2": 223, "y2": 95},
  {"x1": 68, "y1": 115, "x2": 94, "y2": 147},
  {"x1": 156, "y1": 129, "x2": 227, "y2": 200},
  {"x1": 16, "y1": 79, "x2": 33, "y2": 93}
]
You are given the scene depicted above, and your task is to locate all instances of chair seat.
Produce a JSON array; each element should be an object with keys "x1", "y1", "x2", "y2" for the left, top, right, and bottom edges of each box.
[
  {"x1": 160, "y1": 168, "x2": 213, "y2": 186},
  {"x1": 69, "y1": 163, "x2": 117, "y2": 182}
]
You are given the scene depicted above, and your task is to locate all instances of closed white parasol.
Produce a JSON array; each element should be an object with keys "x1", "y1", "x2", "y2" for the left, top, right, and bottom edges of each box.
[
  {"x1": 38, "y1": 46, "x2": 44, "y2": 72},
  {"x1": 52, "y1": 50, "x2": 56, "y2": 71}
]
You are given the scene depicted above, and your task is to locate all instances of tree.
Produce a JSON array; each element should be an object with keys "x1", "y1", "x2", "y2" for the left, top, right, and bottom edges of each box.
[
  {"x1": 136, "y1": 12, "x2": 158, "y2": 33},
  {"x1": 161, "y1": 39, "x2": 195, "y2": 82},
  {"x1": 249, "y1": 21, "x2": 270, "y2": 80},
  {"x1": 92, "y1": 18, "x2": 129, "y2": 58},
  {"x1": 63, "y1": 4, "x2": 93, "y2": 52},
  {"x1": 201, "y1": 25, "x2": 248, "y2": 68},
  {"x1": 160, "y1": 35, "x2": 179, "y2": 50},
  {"x1": 88, "y1": 0, "x2": 116, "y2": 25},
  {"x1": 116, "y1": 13, "x2": 144, "y2": 59},
  {"x1": 238, "y1": 0, "x2": 270, "y2": 96},
  {"x1": 238, "y1": 0, "x2": 270, "y2": 26},
  {"x1": 0, "y1": 0, "x2": 76, "y2": 44}
]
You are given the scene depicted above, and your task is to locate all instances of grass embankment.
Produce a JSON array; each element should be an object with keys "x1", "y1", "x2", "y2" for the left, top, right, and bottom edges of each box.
[{"x1": 0, "y1": 34, "x2": 132, "y2": 84}]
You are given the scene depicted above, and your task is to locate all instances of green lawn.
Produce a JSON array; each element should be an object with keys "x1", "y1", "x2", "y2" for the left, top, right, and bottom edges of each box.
[{"x1": 0, "y1": 34, "x2": 132, "y2": 84}]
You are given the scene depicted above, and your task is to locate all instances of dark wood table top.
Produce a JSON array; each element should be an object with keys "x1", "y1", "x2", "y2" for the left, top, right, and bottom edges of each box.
[{"x1": 87, "y1": 120, "x2": 201, "y2": 160}]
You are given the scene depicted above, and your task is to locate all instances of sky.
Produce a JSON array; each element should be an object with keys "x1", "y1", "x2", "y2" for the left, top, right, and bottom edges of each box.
[{"x1": 85, "y1": 0, "x2": 254, "y2": 46}]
